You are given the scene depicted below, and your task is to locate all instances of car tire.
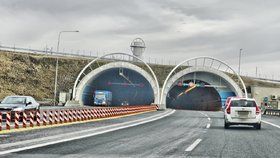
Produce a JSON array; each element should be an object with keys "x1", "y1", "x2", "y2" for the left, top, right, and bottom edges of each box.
[
  {"x1": 224, "y1": 121, "x2": 230, "y2": 129},
  {"x1": 255, "y1": 123, "x2": 261, "y2": 130}
]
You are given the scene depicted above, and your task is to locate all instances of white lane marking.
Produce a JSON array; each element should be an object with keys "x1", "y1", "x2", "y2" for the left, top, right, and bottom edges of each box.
[
  {"x1": 0, "y1": 109, "x2": 175, "y2": 155},
  {"x1": 262, "y1": 120, "x2": 280, "y2": 129},
  {"x1": 185, "y1": 139, "x2": 202, "y2": 152},
  {"x1": 198, "y1": 111, "x2": 211, "y2": 129},
  {"x1": 198, "y1": 112, "x2": 211, "y2": 120}
]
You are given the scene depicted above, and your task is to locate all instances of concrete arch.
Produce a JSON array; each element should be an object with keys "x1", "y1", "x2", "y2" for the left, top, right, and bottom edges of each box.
[
  {"x1": 73, "y1": 52, "x2": 160, "y2": 105},
  {"x1": 74, "y1": 62, "x2": 159, "y2": 106},
  {"x1": 162, "y1": 67, "x2": 243, "y2": 108},
  {"x1": 160, "y1": 57, "x2": 247, "y2": 109}
]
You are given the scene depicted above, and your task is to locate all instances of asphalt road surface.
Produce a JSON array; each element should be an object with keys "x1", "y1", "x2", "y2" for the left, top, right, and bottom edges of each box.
[{"x1": 3, "y1": 110, "x2": 280, "y2": 158}]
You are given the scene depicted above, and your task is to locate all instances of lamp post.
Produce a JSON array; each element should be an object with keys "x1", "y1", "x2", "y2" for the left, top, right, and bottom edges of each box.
[
  {"x1": 54, "y1": 30, "x2": 79, "y2": 106},
  {"x1": 238, "y1": 48, "x2": 242, "y2": 75}
]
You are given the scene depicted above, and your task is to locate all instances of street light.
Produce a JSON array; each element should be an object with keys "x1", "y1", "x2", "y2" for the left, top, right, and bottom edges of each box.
[
  {"x1": 238, "y1": 48, "x2": 242, "y2": 75},
  {"x1": 54, "y1": 30, "x2": 79, "y2": 106}
]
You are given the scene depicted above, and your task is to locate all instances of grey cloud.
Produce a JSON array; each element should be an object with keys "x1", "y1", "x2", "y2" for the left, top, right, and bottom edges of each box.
[{"x1": 0, "y1": 0, "x2": 280, "y2": 79}]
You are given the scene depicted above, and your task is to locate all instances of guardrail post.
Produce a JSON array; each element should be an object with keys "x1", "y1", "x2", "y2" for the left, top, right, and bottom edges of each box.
[
  {"x1": 36, "y1": 111, "x2": 41, "y2": 126},
  {"x1": 30, "y1": 111, "x2": 35, "y2": 127},
  {"x1": 68, "y1": 110, "x2": 73, "y2": 122},
  {"x1": 43, "y1": 111, "x2": 48, "y2": 126},
  {"x1": 64, "y1": 110, "x2": 68, "y2": 123},
  {"x1": 49, "y1": 110, "x2": 53, "y2": 125},
  {"x1": 22, "y1": 111, "x2": 27, "y2": 128},
  {"x1": 72, "y1": 110, "x2": 77, "y2": 122},
  {"x1": 54, "y1": 110, "x2": 59, "y2": 124},
  {"x1": 14, "y1": 112, "x2": 20, "y2": 129},
  {"x1": 6, "y1": 112, "x2": 11, "y2": 130},
  {"x1": 77, "y1": 109, "x2": 81, "y2": 121},
  {"x1": 59, "y1": 110, "x2": 64, "y2": 124}
]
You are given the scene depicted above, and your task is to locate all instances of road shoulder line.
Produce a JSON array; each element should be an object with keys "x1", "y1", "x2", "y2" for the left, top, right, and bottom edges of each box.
[{"x1": 262, "y1": 120, "x2": 280, "y2": 129}]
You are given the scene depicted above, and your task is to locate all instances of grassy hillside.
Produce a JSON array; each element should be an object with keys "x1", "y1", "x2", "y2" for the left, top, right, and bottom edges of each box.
[{"x1": 0, "y1": 50, "x2": 279, "y2": 101}]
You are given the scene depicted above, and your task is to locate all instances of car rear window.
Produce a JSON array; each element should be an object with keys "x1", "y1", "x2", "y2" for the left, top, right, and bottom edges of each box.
[{"x1": 230, "y1": 100, "x2": 256, "y2": 107}]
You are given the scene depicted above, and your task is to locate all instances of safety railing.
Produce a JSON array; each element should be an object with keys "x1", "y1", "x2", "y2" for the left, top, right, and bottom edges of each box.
[
  {"x1": 264, "y1": 109, "x2": 280, "y2": 116},
  {"x1": 0, "y1": 105, "x2": 158, "y2": 132}
]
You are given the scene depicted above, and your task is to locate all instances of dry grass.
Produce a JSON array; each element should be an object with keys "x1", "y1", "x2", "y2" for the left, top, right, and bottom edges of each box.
[{"x1": 0, "y1": 51, "x2": 278, "y2": 100}]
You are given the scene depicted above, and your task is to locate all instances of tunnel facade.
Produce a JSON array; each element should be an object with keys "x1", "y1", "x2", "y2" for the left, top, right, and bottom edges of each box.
[
  {"x1": 74, "y1": 62, "x2": 159, "y2": 106},
  {"x1": 161, "y1": 66, "x2": 244, "y2": 110}
]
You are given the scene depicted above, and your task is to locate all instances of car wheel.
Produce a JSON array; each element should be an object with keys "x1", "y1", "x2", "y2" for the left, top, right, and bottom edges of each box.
[
  {"x1": 255, "y1": 123, "x2": 261, "y2": 130},
  {"x1": 224, "y1": 121, "x2": 229, "y2": 129}
]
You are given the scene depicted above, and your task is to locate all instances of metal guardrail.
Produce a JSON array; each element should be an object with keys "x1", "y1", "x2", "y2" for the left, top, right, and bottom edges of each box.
[
  {"x1": 0, "y1": 45, "x2": 175, "y2": 66},
  {"x1": 264, "y1": 109, "x2": 280, "y2": 116},
  {"x1": 0, "y1": 45, "x2": 98, "y2": 59}
]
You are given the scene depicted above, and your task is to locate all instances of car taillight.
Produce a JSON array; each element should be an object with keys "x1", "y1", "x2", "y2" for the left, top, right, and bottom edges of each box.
[
  {"x1": 256, "y1": 106, "x2": 260, "y2": 115},
  {"x1": 226, "y1": 106, "x2": 231, "y2": 114}
]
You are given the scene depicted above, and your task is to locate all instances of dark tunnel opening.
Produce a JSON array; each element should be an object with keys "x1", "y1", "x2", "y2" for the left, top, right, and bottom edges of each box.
[
  {"x1": 166, "y1": 80, "x2": 222, "y2": 111},
  {"x1": 81, "y1": 68, "x2": 154, "y2": 106}
]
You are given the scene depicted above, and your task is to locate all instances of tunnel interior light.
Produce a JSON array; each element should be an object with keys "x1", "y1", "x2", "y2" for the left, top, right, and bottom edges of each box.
[{"x1": 107, "y1": 82, "x2": 144, "y2": 87}]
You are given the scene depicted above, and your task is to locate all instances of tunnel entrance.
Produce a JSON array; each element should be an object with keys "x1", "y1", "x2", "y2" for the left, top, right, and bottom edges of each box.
[
  {"x1": 82, "y1": 68, "x2": 154, "y2": 106},
  {"x1": 74, "y1": 61, "x2": 159, "y2": 107},
  {"x1": 166, "y1": 80, "x2": 222, "y2": 111},
  {"x1": 161, "y1": 63, "x2": 244, "y2": 110}
]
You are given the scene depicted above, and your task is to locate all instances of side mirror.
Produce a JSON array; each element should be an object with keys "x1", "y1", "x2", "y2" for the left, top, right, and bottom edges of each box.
[{"x1": 26, "y1": 102, "x2": 32, "y2": 106}]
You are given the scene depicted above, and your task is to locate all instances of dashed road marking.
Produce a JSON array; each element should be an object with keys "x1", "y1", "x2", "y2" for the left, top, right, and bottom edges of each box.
[
  {"x1": 185, "y1": 138, "x2": 202, "y2": 152},
  {"x1": 206, "y1": 123, "x2": 211, "y2": 129}
]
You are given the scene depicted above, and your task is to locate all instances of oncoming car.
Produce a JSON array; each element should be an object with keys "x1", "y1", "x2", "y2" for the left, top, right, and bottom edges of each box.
[
  {"x1": 224, "y1": 97, "x2": 261, "y2": 129},
  {"x1": 0, "y1": 96, "x2": 40, "y2": 121}
]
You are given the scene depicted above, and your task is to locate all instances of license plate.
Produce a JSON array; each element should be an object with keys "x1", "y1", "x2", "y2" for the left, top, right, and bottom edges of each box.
[{"x1": 238, "y1": 111, "x2": 249, "y2": 114}]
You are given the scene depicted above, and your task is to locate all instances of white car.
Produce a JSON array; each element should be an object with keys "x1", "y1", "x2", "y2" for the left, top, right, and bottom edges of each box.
[{"x1": 224, "y1": 97, "x2": 261, "y2": 129}]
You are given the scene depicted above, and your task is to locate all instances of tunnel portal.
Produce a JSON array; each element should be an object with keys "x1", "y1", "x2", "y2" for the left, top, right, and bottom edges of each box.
[
  {"x1": 81, "y1": 68, "x2": 154, "y2": 106},
  {"x1": 166, "y1": 80, "x2": 223, "y2": 111},
  {"x1": 162, "y1": 69, "x2": 240, "y2": 111}
]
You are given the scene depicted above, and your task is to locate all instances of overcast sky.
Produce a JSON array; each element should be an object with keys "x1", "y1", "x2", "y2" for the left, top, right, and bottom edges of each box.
[{"x1": 0, "y1": 0, "x2": 279, "y2": 79}]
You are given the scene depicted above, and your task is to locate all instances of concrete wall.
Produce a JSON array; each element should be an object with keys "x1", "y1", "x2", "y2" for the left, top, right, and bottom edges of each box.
[{"x1": 251, "y1": 85, "x2": 280, "y2": 109}]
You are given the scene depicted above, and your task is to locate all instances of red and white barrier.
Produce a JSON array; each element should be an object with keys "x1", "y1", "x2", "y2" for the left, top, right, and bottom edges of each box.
[
  {"x1": 30, "y1": 111, "x2": 35, "y2": 127},
  {"x1": 59, "y1": 110, "x2": 64, "y2": 124},
  {"x1": 36, "y1": 111, "x2": 41, "y2": 126},
  {"x1": 0, "y1": 105, "x2": 157, "y2": 132},
  {"x1": 43, "y1": 111, "x2": 48, "y2": 126},
  {"x1": 14, "y1": 112, "x2": 20, "y2": 129},
  {"x1": 54, "y1": 110, "x2": 59, "y2": 124},
  {"x1": 6, "y1": 112, "x2": 11, "y2": 130},
  {"x1": 49, "y1": 110, "x2": 54, "y2": 125},
  {"x1": 23, "y1": 111, "x2": 27, "y2": 128}
]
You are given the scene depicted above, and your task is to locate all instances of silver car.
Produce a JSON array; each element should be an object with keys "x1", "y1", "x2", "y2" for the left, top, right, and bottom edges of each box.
[{"x1": 0, "y1": 96, "x2": 40, "y2": 120}]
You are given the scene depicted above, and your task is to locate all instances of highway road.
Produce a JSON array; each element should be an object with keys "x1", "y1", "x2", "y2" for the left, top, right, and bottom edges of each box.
[{"x1": 2, "y1": 110, "x2": 280, "y2": 158}]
